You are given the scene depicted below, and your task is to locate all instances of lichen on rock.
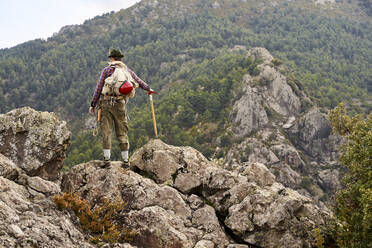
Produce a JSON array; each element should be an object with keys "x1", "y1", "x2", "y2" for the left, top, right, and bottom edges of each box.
[{"x1": 0, "y1": 107, "x2": 71, "y2": 180}]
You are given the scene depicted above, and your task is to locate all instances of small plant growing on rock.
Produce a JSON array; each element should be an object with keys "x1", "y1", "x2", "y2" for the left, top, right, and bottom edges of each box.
[
  {"x1": 314, "y1": 228, "x2": 325, "y2": 248},
  {"x1": 272, "y1": 58, "x2": 283, "y2": 67},
  {"x1": 259, "y1": 76, "x2": 271, "y2": 86},
  {"x1": 54, "y1": 192, "x2": 136, "y2": 245}
]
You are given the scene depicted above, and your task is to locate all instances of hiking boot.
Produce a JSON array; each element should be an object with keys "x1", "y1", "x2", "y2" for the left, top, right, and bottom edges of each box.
[
  {"x1": 100, "y1": 158, "x2": 111, "y2": 168},
  {"x1": 122, "y1": 160, "x2": 130, "y2": 169}
]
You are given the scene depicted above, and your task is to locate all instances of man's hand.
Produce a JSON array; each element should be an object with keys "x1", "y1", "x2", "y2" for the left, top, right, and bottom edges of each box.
[
  {"x1": 89, "y1": 107, "x2": 95, "y2": 116},
  {"x1": 148, "y1": 89, "x2": 156, "y2": 95}
]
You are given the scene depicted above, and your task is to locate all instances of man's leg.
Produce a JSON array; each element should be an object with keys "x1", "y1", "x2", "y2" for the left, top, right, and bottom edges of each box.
[
  {"x1": 112, "y1": 101, "x2": 129, "y2": 162},
  {"x1": 100, "y1": 103, "x2": 114, "y2": 160}
]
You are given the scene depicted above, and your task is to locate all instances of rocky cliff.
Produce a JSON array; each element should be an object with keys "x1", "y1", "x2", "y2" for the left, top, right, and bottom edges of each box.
[
  {"x1": 0, "y1": 107, "x2": 332, "y2": 247},
  {"x1": 0, "y1": 107, "x2": 71, "y2": 181},
  {"x1": 0, "y1": 108, "x2": 94, "y2": 247},
  {"x1": 225, "y1": 48, "x2": 342, "y2": 204}
]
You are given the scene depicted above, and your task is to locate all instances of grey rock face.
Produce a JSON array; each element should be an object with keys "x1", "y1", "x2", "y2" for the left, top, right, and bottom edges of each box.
[
  {"x1": 194, "y1": 240, "x2": 215, "y2": 248},
  {"x1": 247, "y1": 47, "x2": 274, "y2": 62},
  {"x1": 318, "y1": 169, "x2": 342, "y2": 192},
  {"x1": 0, "y1": 173, "x2": 93, "y2": 248},
  {"x1": 0, "y1": 153, "x2": 21, "y2": 180},
  {"x1": 231, "y1": 78, "x2": 269, "y2": 136},
  {"x1": 227, "y1": 48, "x2": 343, "y2": 204},
  {"x1": 225, "y1": 136, "x2": 280, "y2": 166},
  {"x1": 0, "y1": 107, "x2": 71, "y2": 180},
  {"x1": 270, "y1": 144, "x2": 305, "y2": 171},
  {"x1": 231, "y1": 48, "x2": 301, "y2": 136},
  {"x1": 240, "y1": 162, "x2": 276, "y2": 187},
  {"x1": 259, "y1": 64, "x2": 301, "y2": 116},
  {"x1": 225, "y1": 115, "x2": 340, "y2": 202},
  {"x1": 0, "y1": 108, "x2": 137, "y2": 248},
  {"x1": 125, "y1": 139, "x2": 330, "y2": 247},
  {"x1": 287, "y1": 108, "x2": 341, "y2": 162},
  {"x1": 62, "y1": 160, "x2": 230, "y2": 248}
]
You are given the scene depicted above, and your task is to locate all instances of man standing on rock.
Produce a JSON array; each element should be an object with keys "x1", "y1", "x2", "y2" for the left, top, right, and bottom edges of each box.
[{"x1": 89, "y1": 49, "x2": 155, "y2": 167}]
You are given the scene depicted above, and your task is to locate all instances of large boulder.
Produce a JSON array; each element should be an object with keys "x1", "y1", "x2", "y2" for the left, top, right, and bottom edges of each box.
[
  {"x1": 0, "y1": 107, "x2": 71, "y2": 180},
  {"x1": 0, "y1": 109, "x2": 90, "y2": 247},
  {"x1": 0, "y1": 157, "x2": 93, "y2": 247},
  {"x1": 130, "y1": 139, "x2": 210, "y2": 192},
  {"x1": 0, "y1": 107, "x2": 136, "y2": 248},
  {"x1": 125, "y1": 139, "x2": 330, "y2": 247},
  {"x1": 62, "y1": 160, "x2": 230, "y2": 248},
  {"x1": 61, "y1": 139, "x2": 331, "y2": 247},
  {"x1": 287, "y1": 108, "x2": 341, "y2": 162}
]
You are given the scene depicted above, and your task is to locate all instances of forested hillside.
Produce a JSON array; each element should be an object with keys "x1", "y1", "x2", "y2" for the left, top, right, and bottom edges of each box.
[{"x1": 0, "y1": 0, "x2": 371, "y2": 165}]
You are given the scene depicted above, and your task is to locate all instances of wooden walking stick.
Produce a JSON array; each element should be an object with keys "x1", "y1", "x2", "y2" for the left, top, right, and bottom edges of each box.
[
  {"x1": 97, "y1": 108, "x2": 102, "y2": 122},
  {"x1": 92, "y1": 108, "x2": 102, "y2": 137},
  {"x1": 149, "y1": 94, "x2": 158, "y2": 138}
]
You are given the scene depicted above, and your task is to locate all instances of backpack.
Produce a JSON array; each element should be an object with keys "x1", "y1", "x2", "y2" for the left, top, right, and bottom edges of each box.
[{"x1": 102, "y1": 61, "x2": 138, "y2": 98}]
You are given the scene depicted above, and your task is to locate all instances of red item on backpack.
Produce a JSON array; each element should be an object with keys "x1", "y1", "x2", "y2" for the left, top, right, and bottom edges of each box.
[{"x1": 119, "y1": 81, "x2": 134, "y2": 95}]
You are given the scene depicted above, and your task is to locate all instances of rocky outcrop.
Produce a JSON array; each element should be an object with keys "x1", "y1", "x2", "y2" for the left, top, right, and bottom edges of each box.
[
  {"x1": 129, "y1": 140, "x2": 330, "y2": 247},
  {"x1": 231, "y1": 76, "x2": 269, "y2": 137},
  {"x1": 0, "y1": 108, "x2": 136, "y2": 248},
  {"x1": 231, "y1": 47, "x2": 301, "y2": 136},
  {"x1": 0, "y1": 176, "x2": 92, "y2": 248},
  {"x1": 62, "y1": 161, "x2": 231, "y2": 248},
  {"x1": 1, "y1": 107, "x2": 332, "y2": 247},
  {"x1": 226, "y1": 48, "x2": 342, "y2": 204},
  {"x1": 247, "y1": 47, "x2": 274, "y2": 62},
  {"x1": 0, "y1": 132, "x2": 93, "y2": 247},
  {"x1": 287, "y1": 108, "x2": 341, "y2": 162},
  {"x1": 63, "y1": 139, "x2": 330, "y2": 248},
  {"x1": 0, "y1": 107, "x2": 71, "y2": 180},
  {"x1": 224, "y1": 129, "x2": 306, "y2": 191}
]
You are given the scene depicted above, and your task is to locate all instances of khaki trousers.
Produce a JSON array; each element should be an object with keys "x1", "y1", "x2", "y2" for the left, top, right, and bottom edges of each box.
[{"x1": 99, "y1": 99, "x2": 129, "y2": 151}]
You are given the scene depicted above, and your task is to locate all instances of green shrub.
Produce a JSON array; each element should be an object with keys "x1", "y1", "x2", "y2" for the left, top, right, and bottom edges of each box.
[
  {"x1": 54, "y1": 192, "x2": 136, "y2": 245},
  {"x1": 328, "y1": 103, "x2": 372, "y2": 248}
]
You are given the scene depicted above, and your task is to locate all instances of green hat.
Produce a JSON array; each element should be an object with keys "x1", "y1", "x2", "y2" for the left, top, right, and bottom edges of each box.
[{"x1": 108, "y1": 49, "x2": 124, "y2": 58}]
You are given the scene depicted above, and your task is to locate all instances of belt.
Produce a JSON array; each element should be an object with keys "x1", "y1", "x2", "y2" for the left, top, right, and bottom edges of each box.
[{"x1": 102, "y1": 95, "x2": 125, "y2": 101}]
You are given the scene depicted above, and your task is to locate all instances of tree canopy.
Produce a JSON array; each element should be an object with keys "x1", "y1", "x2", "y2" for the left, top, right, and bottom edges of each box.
[{"x1": 329, "y1": 103, "x2": 372, "y2": 248}]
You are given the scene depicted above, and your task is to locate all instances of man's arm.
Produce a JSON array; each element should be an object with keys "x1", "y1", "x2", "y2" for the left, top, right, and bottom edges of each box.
[
  {"x1": 90, "y1": 66, "x2": 115, "y2": 108},
  {"x1": 128, "y1": 69, "x2": 151, "y2": 91}
]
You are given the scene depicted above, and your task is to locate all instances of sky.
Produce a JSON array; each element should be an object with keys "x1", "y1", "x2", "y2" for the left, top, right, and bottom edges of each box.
[{"x1": 0, "y1": 0, "x2": 141, "y2": 49}]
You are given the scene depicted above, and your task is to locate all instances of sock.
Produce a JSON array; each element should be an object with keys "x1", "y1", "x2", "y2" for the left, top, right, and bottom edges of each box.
[
  {"x1": 103, "y1": 149, "x2": 111, "y2": 160},
  {"x1": 121, "y1": 150, "x2": 129, "y2": 162}
]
